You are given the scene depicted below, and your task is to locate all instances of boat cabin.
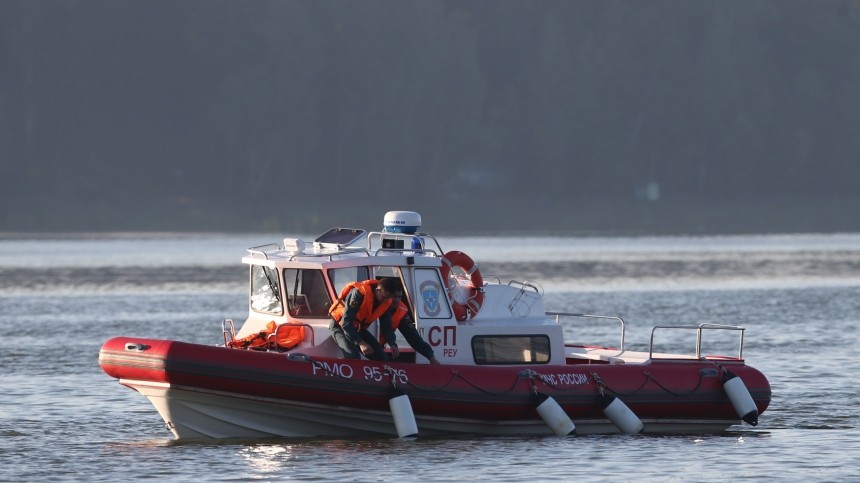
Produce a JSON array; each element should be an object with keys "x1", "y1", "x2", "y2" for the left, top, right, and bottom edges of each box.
[
  {"x1": 226, "y1": 214, "x2": 566, "y2": 366},
  {"x1": 225, "y1": 211, "x2": 749, "y2": 368}
]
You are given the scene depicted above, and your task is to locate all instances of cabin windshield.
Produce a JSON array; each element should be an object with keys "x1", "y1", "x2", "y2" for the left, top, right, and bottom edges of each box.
[
  {"x1": 283, "y1": 268, "x2": 332, "y2": 317},
  {"x1": 250, "y1": 265, "x2": 283, "y2": 315}
]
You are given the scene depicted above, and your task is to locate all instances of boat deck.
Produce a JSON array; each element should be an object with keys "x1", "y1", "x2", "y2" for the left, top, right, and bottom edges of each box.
[{"x1": 565, "y1": 345, "x2": 741, "y2": 365}]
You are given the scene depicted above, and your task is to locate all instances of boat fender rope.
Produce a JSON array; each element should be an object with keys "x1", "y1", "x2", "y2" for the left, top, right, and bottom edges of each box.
[
  {"x1": 383, "y1": 365, "x2": 398, "y2": 389},
  {"x1": 592, "y1": 371, "x2": 636, "y2": 396},
  {"x1": 455, "y1": 370, "x2": 525, "y2": 394},
  {"x1": 519, "y1": 369, "x2": 539, "y2": 380},
  {"x1": 591, "y1": 372, "x2": 607, "y2": 390},
  {"x1": 405, "y1": 369, "x2": 529, "y2": 395},
  {"x1": 592, "y1": 373, "x2": 629, "y2": 398},
  {"x1": 527, "y1": 375, "x2": 539, "y2": 396},
  {"x1": 641, "y1": 370, "x2": 706, "y2": 397},
  {"x1": 519, "y1": 369, "x2": 563, "y2": 390},
  {"x1": 404, "y1": 370, "x2": 463, "y2": 392},
  {"x1": 593, "y1": 370, "x2": 706, "y2": 398}
]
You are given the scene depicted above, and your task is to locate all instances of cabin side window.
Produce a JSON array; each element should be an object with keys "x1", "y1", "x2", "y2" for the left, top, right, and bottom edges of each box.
[
  {"x1": 472, "y1": 335, "x2": 551, "y2": 365},
  {"x1": 250, "y1": 265, "x2": 283, "y2": 315},
  {"x1": 284, "y1": 268, "x2": 332, "y2": 317}
]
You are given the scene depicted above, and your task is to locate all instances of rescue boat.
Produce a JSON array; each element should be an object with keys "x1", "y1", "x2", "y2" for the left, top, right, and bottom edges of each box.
[{"x1": 99, "y1": 211, "x2": 771, "y2": 440}]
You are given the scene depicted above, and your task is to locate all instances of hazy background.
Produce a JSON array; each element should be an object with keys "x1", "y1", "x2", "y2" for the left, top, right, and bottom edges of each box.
[{"x1": 2, "y1": 1, "x2": 860, "y2": 236}]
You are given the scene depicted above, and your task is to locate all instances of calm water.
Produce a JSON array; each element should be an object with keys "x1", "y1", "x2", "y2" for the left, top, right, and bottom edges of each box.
[{"x1": 1, "y1": 233, "x2": 859, "y2": 481}]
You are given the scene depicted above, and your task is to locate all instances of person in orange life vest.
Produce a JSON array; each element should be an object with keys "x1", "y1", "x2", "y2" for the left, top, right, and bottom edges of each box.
[
  {"x1": 329, "y1": 278, "x2": 400, "y2": 361},
  {"x1": 385, "y1": 292, "x2": 440, "y2": 364}
]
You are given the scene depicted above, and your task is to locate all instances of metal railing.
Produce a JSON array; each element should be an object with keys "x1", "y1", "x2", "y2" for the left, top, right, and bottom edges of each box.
[
  {"x1": 546, "y1": 312, "x2": 626, "y2": 353},
  {"x1": 221, "y1": 318, "x2": 236, "y2": 346},
  {"x1": 366, "y1": 231, "x2": 444, "y2": 257},
  {"x1": 649, "y1": 323, "x2": 746, "y2": 360},
  {"x1": 246, "y1": 242, "x2": 370, "y2": 261},
  {"x1": 508, "y1": 280, "x2": 544, "y2": 318},
  {"x1": 246, "y1": 243, "x2": 281, "y2": 259}
]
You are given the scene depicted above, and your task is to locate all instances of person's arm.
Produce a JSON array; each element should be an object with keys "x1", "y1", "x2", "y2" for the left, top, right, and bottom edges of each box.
[
  {"x1": 398, "y1": 313, "x2": 437, "y2": 361},
  {"x1": 340, "y1": 290, "x2": 365, "y2": 345},
  {"x1": 380, "y1": 306, "x2": 399, "y2": 357}
]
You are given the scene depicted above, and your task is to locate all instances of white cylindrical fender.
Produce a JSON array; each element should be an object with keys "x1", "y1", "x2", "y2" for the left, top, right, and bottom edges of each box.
[
  {"x1": 600, "y1": 393, "x2": 643, "y2": 434},
  {"x1": 535, "y1": 393, "x2": 576, "y2": 436},
  {"x1": 389, "y1": 393, "x2": 419, "y2": 438},
  {"x1": 723, "y1": 370, "x2": 759, "y2": 426}
]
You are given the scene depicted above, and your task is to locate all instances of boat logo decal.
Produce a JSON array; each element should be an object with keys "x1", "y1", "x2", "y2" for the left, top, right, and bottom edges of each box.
[{"x1": 419, "y1": 280, "x2": 442, "y2": 316}]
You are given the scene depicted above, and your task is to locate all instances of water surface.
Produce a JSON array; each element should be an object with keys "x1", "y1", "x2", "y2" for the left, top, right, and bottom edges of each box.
[{"x1": 1, "y1": 233, "x2": 858, "y2": 481}]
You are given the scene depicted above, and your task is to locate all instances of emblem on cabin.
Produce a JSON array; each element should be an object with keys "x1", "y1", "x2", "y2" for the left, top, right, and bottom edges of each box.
[{"x1": 419, "y1": 280, "x2": 441, "y2": 317}]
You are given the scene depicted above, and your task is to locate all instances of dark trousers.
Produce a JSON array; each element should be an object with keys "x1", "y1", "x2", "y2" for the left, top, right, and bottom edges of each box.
[{"x1": 330, "y1": 323, "x2": 389, "y2": 361}]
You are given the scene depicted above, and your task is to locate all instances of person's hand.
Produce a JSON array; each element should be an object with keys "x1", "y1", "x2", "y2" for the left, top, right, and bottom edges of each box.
[
  {"x1": 358, "y1": 342, "x2": 372, "y2": 356},
  {"x1": 389, "y1": 345, "x2": 400, "y2": 359}
]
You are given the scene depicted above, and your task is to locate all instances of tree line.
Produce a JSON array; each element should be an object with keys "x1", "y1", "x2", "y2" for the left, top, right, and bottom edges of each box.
[{"x1": 2, "y1": 1, "x2": 860, "y2": 233}]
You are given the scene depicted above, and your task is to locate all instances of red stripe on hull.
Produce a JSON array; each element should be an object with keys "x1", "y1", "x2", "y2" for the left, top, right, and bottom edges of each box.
[{"x1": 99, "y1": 336, "x2": 770, "y2": 426}]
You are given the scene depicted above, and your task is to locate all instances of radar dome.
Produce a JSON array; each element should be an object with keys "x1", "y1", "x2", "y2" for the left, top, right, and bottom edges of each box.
[{"x1": 383, "y1": 211, "x2": 422, "y2": 234}]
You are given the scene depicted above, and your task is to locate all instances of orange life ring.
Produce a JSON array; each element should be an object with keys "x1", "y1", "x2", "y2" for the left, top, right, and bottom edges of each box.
[{"x1": 440, "y1": 251, "x2": 484, "y2": 321}]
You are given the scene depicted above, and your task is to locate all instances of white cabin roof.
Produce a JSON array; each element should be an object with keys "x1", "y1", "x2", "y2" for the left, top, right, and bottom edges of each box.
[{"x1": 242, "y1": 229, "x2": 445, "y2": 270}]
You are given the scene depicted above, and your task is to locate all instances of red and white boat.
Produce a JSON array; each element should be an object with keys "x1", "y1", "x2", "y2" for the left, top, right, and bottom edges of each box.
[{"x1": 99, "y1": 211, "x2": 771, "y2": 440}]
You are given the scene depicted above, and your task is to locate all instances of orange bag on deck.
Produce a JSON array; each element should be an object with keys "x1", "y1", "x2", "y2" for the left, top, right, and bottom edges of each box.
[{"x1": 274, "y1": 324, "x2": 306, "y2": 350}]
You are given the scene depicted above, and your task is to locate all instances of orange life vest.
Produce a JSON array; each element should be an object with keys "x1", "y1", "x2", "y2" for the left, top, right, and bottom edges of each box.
[
  {"x1": 380, "y1": 301, "x2": 410, "y2": 345},
  {"x1": 228, "y1": 321, "x2": 276, "y2": 350},
  {"x1": 329, "y1": 279, "x2": 393, "y2": 330},
  {"x1": 391, "y1": 301, "x2": 409, "y2": 330},
  {"x1": 227, "y1": 321, "x2": 306, "y2": 351}
]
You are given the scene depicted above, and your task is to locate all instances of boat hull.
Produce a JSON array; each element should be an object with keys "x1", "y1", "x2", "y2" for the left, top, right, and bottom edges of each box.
[{"x1": 100, "y1": 337, "x2": 771, "y2": 440}]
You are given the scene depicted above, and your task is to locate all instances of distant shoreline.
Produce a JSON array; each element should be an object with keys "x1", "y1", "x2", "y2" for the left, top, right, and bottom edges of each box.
[{"x1": 3, "y1": 195, "x2": 860, "y2": 237}]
